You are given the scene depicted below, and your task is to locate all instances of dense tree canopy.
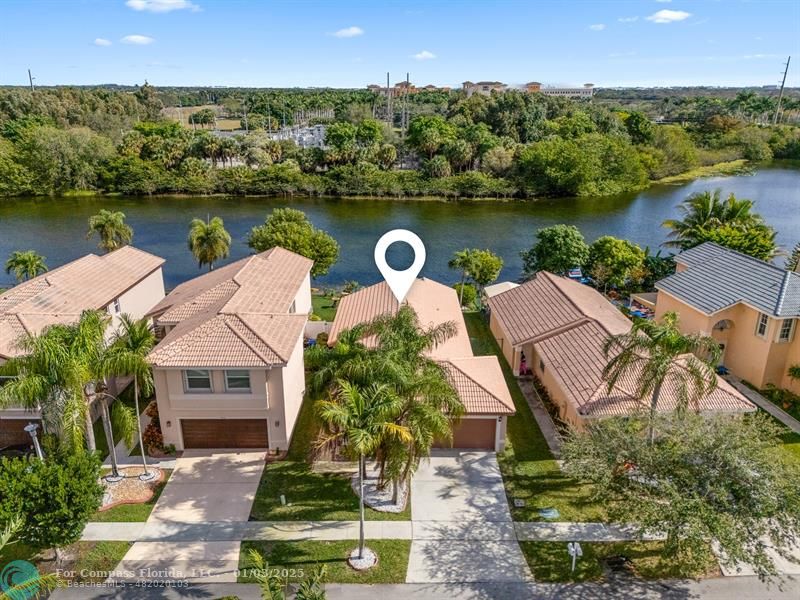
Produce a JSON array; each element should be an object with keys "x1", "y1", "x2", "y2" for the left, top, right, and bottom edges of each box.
[{"x1": 521, "y1": 225, "x2": 590, "y2": 278}]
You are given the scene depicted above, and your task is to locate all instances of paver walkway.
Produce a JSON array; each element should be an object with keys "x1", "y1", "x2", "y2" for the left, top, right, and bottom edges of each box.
[
  {"x1": 406, "y1": 450, "x2": 533, "y2": 583},
  {"x1": 725, "y1": 375, "x2": 800, "y2": 434},
  {"x1": 110, "y1": 449, "x2": 266, "y2": 584},
  {"x1": 517, "y1": 378, "x2": 563, "y2": 457}
]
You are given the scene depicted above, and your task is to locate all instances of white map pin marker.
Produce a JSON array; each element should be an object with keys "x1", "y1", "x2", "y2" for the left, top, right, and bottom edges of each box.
[{"x1": 374, "y1": 229, "x2": 426, "y2": 304}]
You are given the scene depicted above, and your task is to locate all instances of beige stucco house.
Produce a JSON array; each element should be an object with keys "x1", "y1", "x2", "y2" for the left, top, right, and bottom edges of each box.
[
  {"x1": 655, "y1": 242, "x2": 800, "y2": 394},
  {"x1": 488, "y1": 271, "x2": 755, "y2": 429},
  {"x1": 328, "y1": 278, "x2": 515, "y2": 451},
  {"x1": 0, "y1": 246, "x2": 166, "y2": 446},
  {"x1": 146, "y1": 247, "x2": 312, "y2": 452}
]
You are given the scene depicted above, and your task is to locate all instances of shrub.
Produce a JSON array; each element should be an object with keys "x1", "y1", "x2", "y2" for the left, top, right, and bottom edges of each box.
[{"x1": 453, "y1": 283, "x2": 478, "y2": 307}]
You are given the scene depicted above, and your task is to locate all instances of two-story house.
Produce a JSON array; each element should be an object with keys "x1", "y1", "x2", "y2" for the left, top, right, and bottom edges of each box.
[
  {"x1": 0, "y1": 246, "x2": 166, "y2": 446},
  {"x1": 146, "y1": 247, "x2": 313, "y2": 452},
  {"x1": 655, "y1": 242, "x2": 800, "y2": 394}
]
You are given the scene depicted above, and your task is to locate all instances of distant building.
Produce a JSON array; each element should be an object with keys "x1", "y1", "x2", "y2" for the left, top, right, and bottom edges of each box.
[
  {"x1": 526, "y1": 82, "x2": 595, "y2": 99},
  {"x1": 462, "y1": 81, "x2": 507, "y2": 97},
  {"x1": 367, "y1": 81, "x2": 448, "y2": 96}
]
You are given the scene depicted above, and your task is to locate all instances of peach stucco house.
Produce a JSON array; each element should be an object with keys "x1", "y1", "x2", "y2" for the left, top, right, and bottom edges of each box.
[
  {"x1": 0, "y1": 246, "x2": 166, "y2": 446},
  {"x1": 487, "y1": 271, "x2": 755, "y2": 429},
  {"x1": 146, "y1": 247, "x2": 312, "y2": 452},
  {"x1": 328, "y1": 278, "x2": 515, "y2": 451},
  {"x1": 655, "y1": 242, "x2": 800, "y2": 394}
]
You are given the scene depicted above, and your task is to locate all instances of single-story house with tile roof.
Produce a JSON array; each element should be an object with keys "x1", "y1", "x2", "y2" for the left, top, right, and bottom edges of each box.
[
  {"x1": 0, "y1": 246, "x2": 166, "y2": 446},
  {"x1": 487, "y1": 271, "x2": 755, "y2": 429},
  {"x1": 328, "y1": 278, "x2": 515, "y2": 451},
  {"x1": 655, "y1": 242, "x2": 800, "y2": 394},
  {"x1": 146, "y1": 247, "x2": 312, "y2": 452}
]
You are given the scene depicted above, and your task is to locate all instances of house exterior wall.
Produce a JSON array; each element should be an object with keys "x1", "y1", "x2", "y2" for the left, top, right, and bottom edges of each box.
[
  {"x1": 654, "y1": 290, "x2": 797, "y2": 390},
  {"x1": 489, "y1": 312, "x2": 516, "y2": 372},
  {"x1": 530, "y1": 344, "x2": 584, "y2": 429},
  {"x1": 278, "y1": 335, "x2": 306, "y2": 451},
  {"x1": 293, "y1": 272, "x2": 312, "y2": 315},
  {"x1": 106, "y1": 268, "x2": 165, "y2": 334},
  {"x1": 154, "y1": 367, "x2": 285, "y2": 450}
]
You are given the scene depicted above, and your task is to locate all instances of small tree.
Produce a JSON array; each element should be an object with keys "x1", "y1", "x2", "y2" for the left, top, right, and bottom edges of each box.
[
  {"x1": 562, "y1": 412, "x2": 800, "y2": 581},
  {"x1": 520, "y1": 225, "x2": 589, "y2": 278},
  {"x1": 587, "y1": 236, "x2": 645, "y2": 290},
  {"x1": 0, "y1": 452, "x2": 103, "y2": 562},
  {"x1": 4, "y1": 250, "x2": 48, "y2": 282},
  {"x1": 188, "y1": 216, "x2": 231, "y2": 271},
  {"x1": 86, "y1": 209, "x2": 133, "y2": 253},
  {"x1": 787, "y1": 242, "x2": 800, "y2": 272}
]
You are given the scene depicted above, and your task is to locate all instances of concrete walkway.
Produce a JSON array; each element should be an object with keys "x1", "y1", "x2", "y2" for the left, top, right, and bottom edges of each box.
[
  {"x1": 407, "y1": 451, "x2": 533, "y2": 583},
  {"x1": 517, "y1": 378, "x2": 563, "y2": 457},
  {"x1": 110, "y1": 449, "x2": 266, "y2": 584},
  {"x1": 725, "y1": 376, "x2": 800, "y2": 434}
]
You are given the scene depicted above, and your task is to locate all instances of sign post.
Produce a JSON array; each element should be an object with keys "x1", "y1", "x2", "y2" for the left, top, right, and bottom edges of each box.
[{"x1": 567, "y1": 542, "x2": 583, "y2": 573}]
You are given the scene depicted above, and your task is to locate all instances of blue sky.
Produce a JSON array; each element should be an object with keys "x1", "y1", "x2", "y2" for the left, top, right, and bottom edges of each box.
[{"x1": 2, "y1": 0, "x2": 798, "y2": 88}]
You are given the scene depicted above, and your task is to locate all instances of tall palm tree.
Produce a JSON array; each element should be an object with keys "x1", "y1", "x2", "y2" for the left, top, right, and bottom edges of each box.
[
  {"x1": 0, "y1": 310, "x2": 110, "y2": 453},
  {"x1": 86, "y1": 210, "x2": 134, "y2": 253},
  {"x1": 104, "y1": 315, "x2": 156, "y2": 478},
  {"x1": 602, "y1": 311, "x2": 721, "y2": 443},
  {"x1": 787, "y1": 242, "x2": 800, "y2": 272},
  {"x1": 448, "y1": 249, "x2": 475, "y2": 307},
  {"x1": 4, "y1": 250, "x2": 48, "y2": 282},
  {"x1": 188, "y1": 216, "x2": 231, "y2": 271},
  {"x1": 316, "y1": 380, "x2": 410, "y2": 560},
  {"x1": 662, "y1": 190, "x2": 763, "y2": 251}
]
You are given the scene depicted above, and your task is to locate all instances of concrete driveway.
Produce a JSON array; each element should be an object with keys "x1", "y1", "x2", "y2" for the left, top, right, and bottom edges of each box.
[
  {"x1": 112, "y1": 449, "x2": 266, "y2": 583},
  {"x1": 407, "y1": 450, "x2": 532, "y2": 583}
]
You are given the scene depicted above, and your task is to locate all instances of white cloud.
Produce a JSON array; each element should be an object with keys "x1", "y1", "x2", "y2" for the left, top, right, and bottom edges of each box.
[
  {"x1": 589, "y1": 24, "x2": 606, "y2": 31},
  {"x1": 655, "y1": 0, "x2": 672, "y2": 3},
  {"x1": 412, "y1": 50, "x2": 436, "y2": 60},
  {"x1": 332, "y1": 26, "x2": 364, "y2": 38},
  {"x1": 125, "y1": 0, "x2": 200, "y2": 12},
  {"x1": 94, "y1": 38, "x2": 112, "y2": 46},
  {"x1": 618, "y1": 16, "x2": 638, "y2": 23},
  {"x1": 121, "y1": 34, "x2": 155, "y2": 45},
  {"x1": 646, "y1": 9, "x2": 691, "y2": 23}
]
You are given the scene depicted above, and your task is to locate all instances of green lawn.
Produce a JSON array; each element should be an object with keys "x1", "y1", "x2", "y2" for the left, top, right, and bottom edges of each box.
[
  {"x1": 464, "y1": 313, "x2": 605, "y2": 522},
  {"x1": 311, "y1": 294, "x2": 338, "y2": 322},
  {"x1": 250, "y1": 380, "x2": 410, "y2": 522},
  {"x1": 0, "y1": 541, "x2": 131, "y2": 583},
  {"x1": 520, "y1": 541, "x2": 718, "y2": 582},
  {"x1": 239, "y1": 540, "x2": 411, "y2": 584},
  {"x1": 90, "y1": 469, "x2": 172, "y2": 522}
]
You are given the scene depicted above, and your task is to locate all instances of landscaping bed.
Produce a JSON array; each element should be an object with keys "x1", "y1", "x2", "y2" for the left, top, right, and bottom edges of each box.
[
  {"x1": 0, "y1": 541, "x2": 131, "y2": 583},
  {"x1": 238, "y1": 540, "x2": 411, "y2": 584},
  {"x1": 90, "y1": 469, "x2": 172, "y2": 522},
  {"x1": 520, "y1": 541, "x2": 719, "y2": 582},
  {"x1": 464, "y1": 313, "x2": 605, "y2": 522}
]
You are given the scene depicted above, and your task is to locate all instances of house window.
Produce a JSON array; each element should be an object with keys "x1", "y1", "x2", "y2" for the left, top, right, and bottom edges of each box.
[
  {"x1": 289, "y1": 300, "x2": 296, "y2": 314},
  {"x1": 755, "y1": 313, "x2": 769, "y2": 338},
  {"x1": 111, "y1": 298, "x2": 121, "y2": 313},
  {"x1": 778, "y1": 319, "x2": 795, "y2": 343},
  {"x1": 224, "y1": 369, "x2": 251, "y2": 392},
  {"x1": 183, "y1": 369, "x2": 212, "y2": 392}
]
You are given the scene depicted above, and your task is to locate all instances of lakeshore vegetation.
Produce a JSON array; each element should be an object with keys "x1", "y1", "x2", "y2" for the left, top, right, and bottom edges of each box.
[{"x1": 0, "y1": 84, "x2": 798, "y2": 200}]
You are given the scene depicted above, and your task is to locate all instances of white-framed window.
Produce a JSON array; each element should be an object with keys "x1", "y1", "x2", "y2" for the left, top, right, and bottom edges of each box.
[
  {"x1": 755, "y1": 313, "x2": 769, "y2": 338},
  {"x1": 183, "y1": 369, "x2": 212, "y2": 392},
  {"x1": 778, "y1": 319, "x2": 796, "y2": 343},
  {"x1": 224, "y1": 369, "x2": 251, "y2": 392}
]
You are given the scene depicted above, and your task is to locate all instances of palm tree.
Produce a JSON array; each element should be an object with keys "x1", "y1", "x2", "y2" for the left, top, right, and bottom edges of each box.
[
  {"x1": 86, "y1": 210, "x2": 134, "y2": 253},
  {"x1": 316, "y1": 380, "x2": 410, "y2": 561},
  {"x1": 602, "y1": 311, "x2": 721, "y2": 444},
  {"x1": 448, "y1": 249, "x2": 475, "y2": 307},
  {"x1": 662, "y1": 190, "x2": 763, "y2": 251},
  {"x1": 104, "y1": 315, "x2": 156, "y2": 478},
  {"x1": 787, "y1": 242, "x2": 800, "y2": 272},
  {"x1": 0, "y1": 310, "x2": 110, "y2": 453},
  {"x1": 188, "y1": 216, "x2": 231, "y2": 271},
  {"x1": 789, "y1": 365, "x2": 800, "y2": 384},
  {"x1": 4, "y1": 250, "x2": 48, "y2": 282}
]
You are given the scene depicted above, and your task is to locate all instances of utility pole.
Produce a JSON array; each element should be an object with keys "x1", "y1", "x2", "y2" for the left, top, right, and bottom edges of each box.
[
  {"x1": 403, "y1": 71, "x2": 410, "y2": 135},
  {"x1": 27, "y1": 69, "x2": 35, "y2": 92},
  {"x1": 386, "y1": 72, "x2": 392, "y2": 128},
  {"x1": 773, "y1": 56, "x2": 791, "y2": 125}
]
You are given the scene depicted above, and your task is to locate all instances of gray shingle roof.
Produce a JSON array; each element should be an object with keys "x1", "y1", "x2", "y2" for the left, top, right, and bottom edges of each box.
[{"x1": 656, "y1": 242, "x2": 800, "y2": 317}]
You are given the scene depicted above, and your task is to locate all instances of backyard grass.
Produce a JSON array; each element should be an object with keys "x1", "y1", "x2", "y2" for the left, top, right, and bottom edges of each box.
[
  {"x1": 0, "y1": 541, "x2": 131, "y2": 583},
  {"x1": 520, "y1": 541, "x2": 718, "y2": 582},
  {"x1": 239, "y1": 540, "x2": 411, "y2": 584},
  {"x1": 464, "y1": 312, "x2": 605, "y2": 522},
  {"x1": 311, "y1": 293, "x2": 338, "y2": 322},
  {"x1": 249, "y1": 379, "x2": 410, "y2": 521},
  {"x1": 90, "y1": 469, "x2": 172, "y2": 522}
]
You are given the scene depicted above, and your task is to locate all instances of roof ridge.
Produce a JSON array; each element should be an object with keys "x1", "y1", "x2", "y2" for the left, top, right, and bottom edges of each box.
[
  {"x1": 690, "y1": 242, "x2": 784, "y2": 273},
  {"x1": 226, "y1": 314, "x2": 286, "y2": 363},
  {"x1": 443, "y1": 357, "x2": 506, "y2": 407}
]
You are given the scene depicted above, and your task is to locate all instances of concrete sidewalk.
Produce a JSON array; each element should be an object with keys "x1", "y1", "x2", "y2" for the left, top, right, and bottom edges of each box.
[{"x1": 725, "y1": 376, "x2": 800, "y2": 434}]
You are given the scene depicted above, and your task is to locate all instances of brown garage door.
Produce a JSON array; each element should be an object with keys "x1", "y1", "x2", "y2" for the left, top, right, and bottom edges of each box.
[
  {"x1": 434, "y1": 418, "x2": 496, "y2": 450},
  {"x1": 0, "y1": 418, "x2": 41, "y2": 448},
  {"x1": 181, "y1": 419, "x2": 268, "y2": 449}
]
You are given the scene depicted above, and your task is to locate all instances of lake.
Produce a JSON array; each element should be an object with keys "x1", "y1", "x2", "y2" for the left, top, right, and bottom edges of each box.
[{"x1": 1, "y1": 162, "x2": 798, "y2": 290}]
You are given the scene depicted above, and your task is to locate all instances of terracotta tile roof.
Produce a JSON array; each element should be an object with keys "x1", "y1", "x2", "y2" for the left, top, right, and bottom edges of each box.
[
  {"x1": 0, "y1": 246, "x2": 164, "y2": 359},
  {"x1": 328, "y1": 278, "x2": 514, "y2": 417},
  {"x1": 147, "y1": 247, "x2": 312, "y2": 368},
  {"x1": 535, "y1": 320, "x2": 755, "y2": 417},
  {"x1": 442, "y1": 357, "x2": 515, "y2": 414}
]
